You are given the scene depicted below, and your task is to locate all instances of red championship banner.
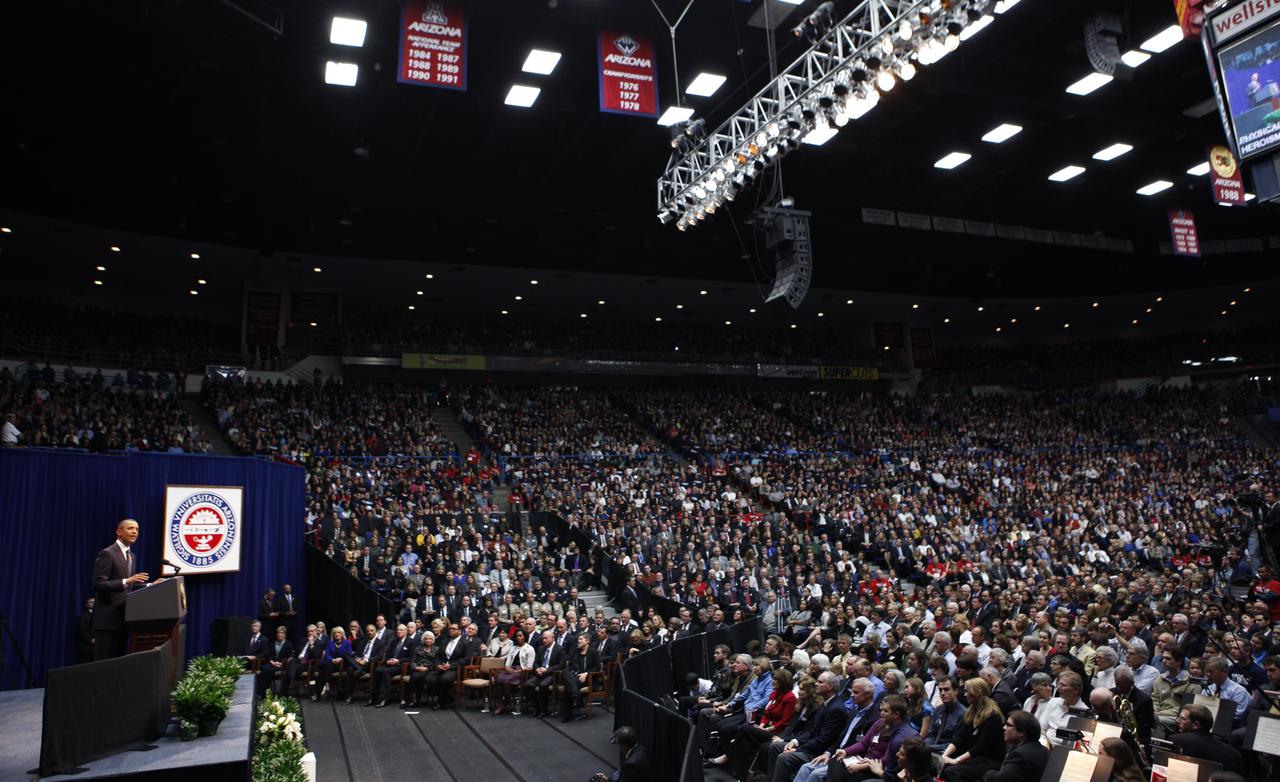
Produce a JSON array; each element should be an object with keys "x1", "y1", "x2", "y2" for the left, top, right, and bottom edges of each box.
[
  {"x1": 1208, "y1": 144, "x2": 1247, "y2": 205},
  {"x1": 1168, "y1": 209, "x2": 1201, "y2": 256},
  {"x1": 910, "y1": 327, "x2": 936, "y2": 369},
  {"x1": 1174, "y1": 0, "x2": 1205, "y2": 38},
  {"x1": 597, "y1": 30, "x2": 659, "y2": 117},
  {"x1": 397, "y1": 1, "x2": 467, "y2": 91}
]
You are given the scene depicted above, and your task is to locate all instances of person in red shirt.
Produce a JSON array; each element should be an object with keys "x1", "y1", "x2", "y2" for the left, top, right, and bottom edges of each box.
[{"x1": 1251, "y1": 565, "x2": 1280, "y2": 622}]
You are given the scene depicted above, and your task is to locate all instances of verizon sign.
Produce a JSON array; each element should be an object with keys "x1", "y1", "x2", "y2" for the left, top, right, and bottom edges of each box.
[{"x1": 1210, "y1": 0, "x2": 1280, "y2": 44}]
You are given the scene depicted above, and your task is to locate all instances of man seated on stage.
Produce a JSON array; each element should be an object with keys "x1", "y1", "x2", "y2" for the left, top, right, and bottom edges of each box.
[
  {"x1": 244, "y1": 620, "x2": 269, "y2": 670},
  {"x1": 367, "y1": 623, "x2": 416, "y2": 708},
  {"x1": 256, "y1": 625, "x2": 294, "y2": 698},
  {"x1": 524, "y1": 628, "x2": 566, "y2": 717},
  {"x1": 428, "y1": 622, "x2": 478, "y2": 710},
  {"x1": 560, "y1": 631, "x2": 602, "y2": 722},
  {"x1": 340, "y1": 624, "x2": 384, "y2": 704},
  {"x1": 289, "y1": 624, "x2": 325, "y2": 696}
]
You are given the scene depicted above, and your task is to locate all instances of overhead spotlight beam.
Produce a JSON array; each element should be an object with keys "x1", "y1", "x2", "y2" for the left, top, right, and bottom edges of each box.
[{"x1": 657, "y1": 0, "x2": 1008, "y2": 229}]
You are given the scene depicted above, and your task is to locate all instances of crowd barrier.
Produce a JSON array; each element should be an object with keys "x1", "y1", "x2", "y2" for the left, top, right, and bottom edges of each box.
[{"x1": 616, "y1": 616, "x2": 763, "y2": 782}]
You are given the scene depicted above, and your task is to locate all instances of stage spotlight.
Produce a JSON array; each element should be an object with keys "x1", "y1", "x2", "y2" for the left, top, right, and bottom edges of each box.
[{"x1": 793, "y1": 2, "x2": 835, "y2": 42}]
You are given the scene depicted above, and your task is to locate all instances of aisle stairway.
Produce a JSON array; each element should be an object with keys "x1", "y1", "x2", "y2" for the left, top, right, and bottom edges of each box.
[{"x1": 180, "y1": 397, "x2": 237, "y2": 456}]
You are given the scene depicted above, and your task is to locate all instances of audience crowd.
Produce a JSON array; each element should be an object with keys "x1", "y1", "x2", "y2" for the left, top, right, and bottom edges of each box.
[
  {"x1": 184, "y1": 376, "x2": 1280, "y2": 782},
  {"x1": 1, "y1": 363, "x2": 208, "y2": 452}
]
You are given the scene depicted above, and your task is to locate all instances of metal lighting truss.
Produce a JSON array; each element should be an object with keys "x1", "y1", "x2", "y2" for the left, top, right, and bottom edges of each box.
[{"x1": 658, "y1": 0, "x2": 1010, "y2": 230}]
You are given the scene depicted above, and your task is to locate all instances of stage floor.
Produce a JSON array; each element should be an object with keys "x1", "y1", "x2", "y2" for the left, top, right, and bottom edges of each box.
[
  {"x1": 301, "y1": 696, "x2": 623, "y2": 782},
  {"x1": 0, "y1": 674, "x2": 254, "y2": 781}
]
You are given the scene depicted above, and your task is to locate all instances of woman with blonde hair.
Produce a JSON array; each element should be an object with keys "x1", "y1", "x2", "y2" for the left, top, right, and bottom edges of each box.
[{"x1": 938, "y1": 678, "x2": 1006, "y2": 781}]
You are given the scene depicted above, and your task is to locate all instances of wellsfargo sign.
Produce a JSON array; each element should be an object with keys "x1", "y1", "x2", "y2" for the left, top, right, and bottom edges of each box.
[{"x1": 1210, "y1": 0, "x2": 1280, "y2": 43}]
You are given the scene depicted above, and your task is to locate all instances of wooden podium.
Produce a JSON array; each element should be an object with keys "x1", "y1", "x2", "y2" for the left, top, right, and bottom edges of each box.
[{"x1": 126, "y1": 576, "x2": 187, "y2": 686}]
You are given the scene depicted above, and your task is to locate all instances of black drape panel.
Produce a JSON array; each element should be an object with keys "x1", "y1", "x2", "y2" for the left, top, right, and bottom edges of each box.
[
  {"x1": 304, "y1": 545, "x2": 394, "y2": 627},
  {"x1": 704, "y1": 627, "x2": 733, "y2": 659},
  {"x1": 0, "y1": 449, "x2": 304, "y2": 686},
  {"x1": 621, "y1": 642, "x2": 672, "y2": 702},
  {"x1": 729, "y1": 617, "x2": 764, "y2": 654},
  {"x1": 38, "y1": 640, "x2": 171, "y2": 774},
  {"x1": 669, "y1": 633, "x2": 708, "y2": 689}
]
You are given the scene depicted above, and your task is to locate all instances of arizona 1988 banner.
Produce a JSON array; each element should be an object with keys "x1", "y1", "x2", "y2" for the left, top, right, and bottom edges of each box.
[
  {"x1": 397, "y1": 1, "x2": 468, "y2": 91},
  {"x1": 163, "y1": 485, "x2": 244, "y2": 574},
  {"x1": 597, "y1": 30, "x2": 658, "y2": 117}
]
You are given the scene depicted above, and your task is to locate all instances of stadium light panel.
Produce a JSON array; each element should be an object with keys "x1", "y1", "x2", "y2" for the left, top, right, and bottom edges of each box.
[
  {"x1": 1120, "y1": 50, "x2": 1151, "y2": 67},
  {"x1": 657, "y1": 106, "x2": 695, "y2": 127},
  {"x1": 1187, "y1": 162, "x2": 1211, "y2": 176},
  {"x1": 1065, "y1": 73, "x2": 1112, "y2": 95},
  {"x1": 522, "y1": 49, "x2": 562, "y2": 75},
  {"x1": 1092, "y1": 143, "x2": 1133, "y2": 161},
  {"x1": 1136, "y1": 180, "x2": 1173, "y2": 196},
  {"x1": 330, "y1": 17, "x2": 368, "y2": 47},
  {"x1": 802, "y1": 127, "x2": 839, "y2": 145},
  {"x1": 505, "y1": 85, "x2": 541, "y2": 107},
  {"x1": 325, "y1": 61, "x2": 359, "y2": 87},
  {"x1": 993, "y1": 0, "x2": 1021, "y2": 13},
  {"x1": 1140, "y1": 25, "x2": 1184, "y2": 54},
  {"x1": 1048, "y1": 165, "x2": 1086, "y2": 182},
  {"x1": 981, "y1": 123, "x2": 1022, "y2": 143},
  {"x1": 934, "y1": 152, "x2": 971, "y2": 169},
  {"x1": 686, "y1": 73, "x2": 727, "y2": 97}
]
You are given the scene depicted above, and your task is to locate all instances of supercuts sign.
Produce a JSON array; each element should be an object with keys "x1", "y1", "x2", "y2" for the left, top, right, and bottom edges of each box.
[
  {"x1": 597, "y1": 30, "x2": 658, "y2": 117},
  {"x1": 398, "y1": 1, "x2": 467, "y2": 90}
]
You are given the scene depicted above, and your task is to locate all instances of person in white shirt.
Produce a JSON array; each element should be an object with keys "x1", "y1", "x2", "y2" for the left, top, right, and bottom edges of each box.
[
  {"x1": 1038, "y1": 671, "x2": 1088, "y2": 746},
  {"x1": 1, "y1": 412, "x2": 19, "y2": 445}
]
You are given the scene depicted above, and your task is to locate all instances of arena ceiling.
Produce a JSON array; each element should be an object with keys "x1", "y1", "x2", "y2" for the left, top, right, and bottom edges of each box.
[{"x1": 2, "y1": 0, "x2": 1277, "y2": 301}]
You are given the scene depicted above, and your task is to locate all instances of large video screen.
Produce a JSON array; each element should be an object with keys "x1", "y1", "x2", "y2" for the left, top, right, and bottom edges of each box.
[{"x1": 1218, "y1": 17, "x2": 1280, "y2": 159}]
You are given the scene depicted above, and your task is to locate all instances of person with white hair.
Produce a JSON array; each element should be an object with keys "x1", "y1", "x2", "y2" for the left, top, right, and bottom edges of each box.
[
  {"x1": 1092, "y1": 645, "x2": 1119, "y2": 690},
  {"x1": 1122, "y1": 639, "x2": 1159, "y2": 694}
]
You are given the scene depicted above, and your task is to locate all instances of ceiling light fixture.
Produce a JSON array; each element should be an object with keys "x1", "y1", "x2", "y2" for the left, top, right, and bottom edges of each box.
[
  {"x1": 1186, "y1": 162, "x2": 1211, "y2": 176},
  {"x1": 1140, "y1": 25, "x2": 1184, "y2": 54},
  {"x1": 505, "y1": 85, "x2": 541, "y2": 107},
  {"x1": 197, "y1": 279, "x2": 207, "y2": 285},
  {"x1": 597, "y1": 299, "x2": 606, "y2": 305},
  {"x1": 109, "y1": 244, "x2": 119, "y2": 251},
  {"x1": 1065, "y1": 72, "x2": 1112, "y2": 96},
  {"x1": 93, "y1": 280, "x2": 103, "y2": 286},
  {"x1": 310, "y1": 321, "x2": 318, "y2": 327},
  {"x1": 801, "y1": 127, "x2": 839, "y2": 146},
  {"x1": 934, "y1": 152, "x2": 972, "y2": 169},
  {"x1": 1048, "y1": 165, "x2": 1086, "y2": 182},
  {"x1": 324, "y1": 61, "x2": 359, "y2": 87},
  {"x1": 1092, "y1": 143, "x2": 1133, "y2": 161},
  {"x1": 981, "y1": 123, "x2": 1022, "y2": 143},
  {"x1": 530, "y1": 279, "x2": 539, "y2": 285},
  {"x1": 189, "y1": 290, "x2": 198, "y2": 296},
  {"x1": 330, "y1": 17, "x2": 368, "y2": 47},
  {"x1": 190, "y1": 252, "x2": 201, "y2": 259},
  {"x1": 313, "y1": 266, "x2": 322, "y2": 272},
  {"x1": 1136, "y1": 180, "x2": 1173, "y2": 196},
  {"x1": 425, "y1": 273, "x2": 434, "y2": 279},
  {"x1": 96, "y1": 265, "x2": 106, "y2": 271},
  {"x1": 1120, "y1": 50, "x2": 1152, "y2": 67},
  {"x1": 657, "y1": 106, "x2": 695, "y2": 127},
  {"x1": 416, "y1": 290, "x2": 424, "y2": 295},
  {"x1": 686, "y1": 72, "x2": 727, "y2": 97},
  {"x1": 522, "y1": 49, "x2": 562, "y2": 75}
]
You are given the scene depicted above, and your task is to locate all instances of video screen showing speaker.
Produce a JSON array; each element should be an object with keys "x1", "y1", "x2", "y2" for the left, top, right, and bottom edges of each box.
[{"x1": 1217, "y1": 16, "x2": 1280, "y2": 159}]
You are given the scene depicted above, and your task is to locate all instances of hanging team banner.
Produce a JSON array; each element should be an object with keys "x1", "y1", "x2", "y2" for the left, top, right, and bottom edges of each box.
[
  {"x1": 1208, "y1": 144, "x2": 1247, "y2": 205},
  {"x1": 397, "y1": 1, "x2": 467, "y2": 90},
  {"x1": 164, "y1": 485, "x2": 244, "y2": 574},
  {"x1": 910, "y1": 327, "x2": 936, "y2": 369},
  {"x1": 597, "y1": 30, "x2": 659, "y2": 116},
  {"x1": 1168, "y1": 209, "x2": 1201, "y2": 256}
]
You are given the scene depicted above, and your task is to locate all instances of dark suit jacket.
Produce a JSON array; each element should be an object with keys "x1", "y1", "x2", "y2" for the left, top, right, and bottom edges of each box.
[
  {"x1": 258, "y1": 597, "x2": 280, "y2": 627},
  {"x1": 991, "y1": 680, "x2": 1020, "y2": 715},
  {"x1": 91, "y1": 543, "x2": 133, "y2": 631},
  {"x1": 246, "y1": 633, "x2": 270, "y2": 661},
  {"x1": 531, "y1": 640, "x2": 565, "y2": 673},
  {"x1": 264, "y1": 639, "x2": 295, "y2": 664},
  {"x1": 982, "y1": 739, "x2": 1048, "y2": 782},
  {"x1": 1169, "y1": 730, "x2": 1244, "y2": 772},
  {"x1": 797, "y1": 696, "x2": 849, "y2": 756},
  {"x1": 384, "y1": 635, "x2": 416, "y2": 666},
  {"x1": 564, "y1": 647, "x2": 602, "y2": 680},
  {"x1": 1112, "y1": 686, "x2": 1154, "y2": 746},
  {"x1": 616, "y1": 745, "x2": 652, "y2": 782},
  {"x1": 274, "y1": 592, "x2": 300, "y2": 620}
]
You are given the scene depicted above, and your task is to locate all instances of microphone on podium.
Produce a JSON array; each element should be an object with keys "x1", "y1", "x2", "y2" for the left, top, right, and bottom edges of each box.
[{"x1": 162, "y1": 558, "x2": 183, "y2": 575}]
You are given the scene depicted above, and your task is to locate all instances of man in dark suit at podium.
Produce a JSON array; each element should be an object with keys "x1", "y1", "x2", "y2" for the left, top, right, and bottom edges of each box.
[{"x1": 91, "y1": 518, "x2": 150, "y2": 660}]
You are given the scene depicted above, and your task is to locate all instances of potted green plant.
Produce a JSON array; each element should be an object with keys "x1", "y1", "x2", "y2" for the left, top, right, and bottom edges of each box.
[{"x1": 172, "y1": 673, "x2": 208, "y2": 741}]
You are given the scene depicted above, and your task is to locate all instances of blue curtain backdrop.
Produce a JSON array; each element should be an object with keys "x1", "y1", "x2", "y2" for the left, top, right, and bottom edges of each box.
[{"x1": 0, "y1": 449, "x2": 304, "y2": 687}]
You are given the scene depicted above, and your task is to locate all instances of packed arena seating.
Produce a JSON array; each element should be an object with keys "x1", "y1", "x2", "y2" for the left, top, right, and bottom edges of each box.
[
  {"x1": 1, "y1": 363, "x2": 209, "y2": 452},
  {"x1": 0, "y1": 297, "x2": 238, "y2": 371},
  {"x1": 199, "y1": 377, "x2": 1280, "y2": 780}
]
